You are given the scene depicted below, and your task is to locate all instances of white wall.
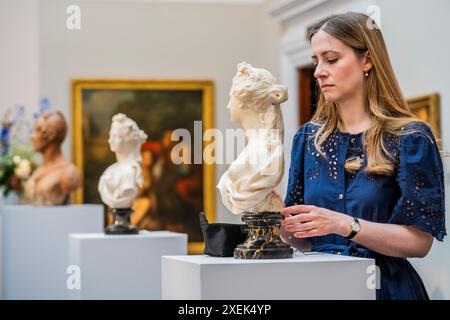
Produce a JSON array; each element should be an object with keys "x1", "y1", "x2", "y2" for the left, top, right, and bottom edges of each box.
[
  {"x1": 0, "y1": 0, "x2": 40, "y2": 137},
  {"x1": 39, "y1": 0, "x2": 281, "y2": 223}
]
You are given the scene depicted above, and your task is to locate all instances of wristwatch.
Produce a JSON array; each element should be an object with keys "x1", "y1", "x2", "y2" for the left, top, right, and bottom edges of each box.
[{"x1": 345, "y1": 218, "x2": 361, "y2": 240}]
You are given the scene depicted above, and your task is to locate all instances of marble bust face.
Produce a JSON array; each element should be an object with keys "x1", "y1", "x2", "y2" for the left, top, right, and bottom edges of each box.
[
  {"x1": 98, "y1": 113, "x2": 147, "y2": 209},
  {"x1": 23, "y1": 111, "x2": 81, "y2": 205},
  {"x1": 217, "y1": 62, "x2": 288, "y2": 215},
  {"x1": 109, "y1": 120, "x2": 142, "y2": 155}
]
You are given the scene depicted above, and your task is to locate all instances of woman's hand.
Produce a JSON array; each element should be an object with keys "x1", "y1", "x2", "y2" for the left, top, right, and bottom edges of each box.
[{"x1": 281, "y1": 205, "x2": 353, "y2": 238}]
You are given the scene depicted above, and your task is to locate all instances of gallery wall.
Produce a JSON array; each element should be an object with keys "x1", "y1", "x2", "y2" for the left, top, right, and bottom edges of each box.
[{"x1": 0, "y1": 0, "x2": 40, "y2": 138}]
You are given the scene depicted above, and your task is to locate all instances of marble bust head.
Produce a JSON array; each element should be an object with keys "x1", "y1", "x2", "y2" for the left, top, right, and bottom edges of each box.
[
  {"x1": 98, "y1": 113, "x2": 148, "y2": 209},
  {"x1": 217, "y1": 62, "x2": 288, "y2": 214},
  {"x1": 23, "y1": 111, "x2": 81, "y2": 205}
]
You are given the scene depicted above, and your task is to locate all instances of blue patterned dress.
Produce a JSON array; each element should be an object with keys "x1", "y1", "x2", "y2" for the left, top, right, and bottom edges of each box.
[{"x1": 285, "y1": 121, "x2": 446, "y2": 300}]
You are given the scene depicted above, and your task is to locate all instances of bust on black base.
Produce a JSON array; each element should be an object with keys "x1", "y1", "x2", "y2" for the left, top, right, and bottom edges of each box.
[
  {"x1": 217, "y1": 62, "x2": 293, "y2": 259},
  {"x1": 98, "y1": 113, "x2": 147, "y2": 235}
]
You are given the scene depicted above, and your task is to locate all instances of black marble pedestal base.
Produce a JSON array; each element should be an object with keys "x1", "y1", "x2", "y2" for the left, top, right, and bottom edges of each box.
[
  {"x1": 105, "y1": 208, "x2": 139, "y2": 235},
  {"x1": 234, "y1": 212, "x2": 293, "y2": 259}
]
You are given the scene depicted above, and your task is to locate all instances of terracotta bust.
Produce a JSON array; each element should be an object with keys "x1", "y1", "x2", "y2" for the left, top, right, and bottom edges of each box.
[{"x1": 23, "y1": 111, "x2": 81, "y2": 205}]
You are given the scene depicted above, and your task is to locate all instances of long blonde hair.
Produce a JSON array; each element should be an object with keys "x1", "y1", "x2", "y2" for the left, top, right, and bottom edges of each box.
[{"x1": 309, "y1": 12, "x2": 424, "y2": 176}]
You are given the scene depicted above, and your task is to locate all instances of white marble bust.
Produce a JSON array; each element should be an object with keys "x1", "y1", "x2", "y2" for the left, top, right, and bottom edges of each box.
[
  {"x1": 98, "y1": 113, "x2": 147, "y2": 209},
  {"x1": 217, "y1": 62, "x2": 288, "y2": 214}
]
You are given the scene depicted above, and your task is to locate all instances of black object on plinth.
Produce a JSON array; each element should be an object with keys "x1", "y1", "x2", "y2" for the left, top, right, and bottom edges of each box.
[
  {"x1": 105, "y1": 208, "x2": 139, "y2": 235},
  {"x1": 234, "y1": 212, "x2": 293, "y2": 259}
]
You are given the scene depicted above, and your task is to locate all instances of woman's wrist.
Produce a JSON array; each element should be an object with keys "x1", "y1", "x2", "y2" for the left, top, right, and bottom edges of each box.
[{"x1": 335, "y1": 212, "x2": 353, "y2": 237}]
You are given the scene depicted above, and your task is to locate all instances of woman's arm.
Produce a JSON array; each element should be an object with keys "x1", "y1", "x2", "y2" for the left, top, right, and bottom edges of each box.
[{"x1": 281, "y1": 205, "x2": 434, "y2": 258}]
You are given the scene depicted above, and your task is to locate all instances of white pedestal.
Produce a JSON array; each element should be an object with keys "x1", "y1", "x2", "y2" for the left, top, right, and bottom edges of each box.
[
  {"x1": 68, "y1": 231, "x2": 187, "y2": 300},
  {"x1": 0, "y1": 191, "x2": 19, "y2": 299},
  {"x1": 0, "y1": 208, "x2": 2, "y2": 300},
  {"x1": 162, "y1": 254, "x2": 376, "y2": 300},
  {"x1": 1, "y1": 204, "x2": 103, "y2": 299}
]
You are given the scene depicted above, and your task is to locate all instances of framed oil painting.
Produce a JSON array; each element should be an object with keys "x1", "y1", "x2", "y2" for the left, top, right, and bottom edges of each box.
[
  {"x1": 72, "y1": 79, "x2": 215, "y2": 253},
  {"x1": 407, "y1": 92, "x2": 441, "y2": 144}
]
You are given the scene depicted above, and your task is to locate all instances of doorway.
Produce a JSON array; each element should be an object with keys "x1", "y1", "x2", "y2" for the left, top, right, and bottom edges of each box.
[{"x1": 298, "y1": 65, "x2": 317, "y2": 126}]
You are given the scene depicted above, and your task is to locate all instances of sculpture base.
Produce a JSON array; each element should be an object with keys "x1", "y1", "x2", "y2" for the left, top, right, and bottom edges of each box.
[
  {"x1": 234, "y1": 212, "x2": 293, "y2": 259},
  {"x1": 105, "y1": 208, "x2": 139, "y2": 235},
  {"x1": 69, "y1": 231, "x2": 187, "y2": 299},
  {"x1": 162, "y1": 255, "x2": 376, "y2": 299}
]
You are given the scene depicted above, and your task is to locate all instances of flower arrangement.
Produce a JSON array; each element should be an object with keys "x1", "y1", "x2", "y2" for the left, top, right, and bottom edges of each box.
[
  {"x1": 0, "y1": 99, "x2": 51, "y2": 197},
  {"x1": 0, "y1": 146, "x2": 39, "y2": 196}
]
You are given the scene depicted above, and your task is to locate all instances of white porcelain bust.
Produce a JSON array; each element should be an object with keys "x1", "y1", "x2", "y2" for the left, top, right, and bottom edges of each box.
[
  {"x1": 98, "y1": 113, "x2": 147, "y2": 209},
  {"x1": 217, "y1": 62, "x2": 288, "y2": 214}
]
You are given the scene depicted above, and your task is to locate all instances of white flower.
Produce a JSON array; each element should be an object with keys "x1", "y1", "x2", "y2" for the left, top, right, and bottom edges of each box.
[
  {"x1": 13, "y1": 155, "x2": 22, "y2": 164},
  {"x1": 14, "y1": 159, "x2": 32, "y2": 179}
]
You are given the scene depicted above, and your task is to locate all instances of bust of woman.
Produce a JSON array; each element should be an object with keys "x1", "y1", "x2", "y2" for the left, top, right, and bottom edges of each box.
[
  {"x1": 98, "y1": 113, "x2": 147, "y2": 209},
  {"x1": 217, "y1": 62, "x2": 288, "y2": 214},
  {"x1": 23, "y1": 111, "x2": 81, "y2": 205}
]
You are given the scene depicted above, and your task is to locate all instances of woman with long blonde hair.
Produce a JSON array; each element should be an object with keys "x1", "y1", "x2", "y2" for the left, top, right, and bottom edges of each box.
[{"x1": 281, "y1": 12, "x2": 446, "y2": 299}]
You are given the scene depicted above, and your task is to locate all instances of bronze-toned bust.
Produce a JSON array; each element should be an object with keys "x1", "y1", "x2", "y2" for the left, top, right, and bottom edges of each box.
[{"x1": 23, "y1": 111, "x2": 81, "y2": 205}]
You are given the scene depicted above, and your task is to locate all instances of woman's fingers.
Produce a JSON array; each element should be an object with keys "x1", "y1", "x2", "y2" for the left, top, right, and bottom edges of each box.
[
  {"x1": 281, "y1": 212, "x2": 312, "y2": 226},
  {"x1": 294, "y1": 229, "x2": 321, "y2": 238},
  {"x1": 284, "y1": 221, "x2": 316, "y2": 233},
  {"x1": 281, "y1": 205, "x2": 315, "y2": 217}
]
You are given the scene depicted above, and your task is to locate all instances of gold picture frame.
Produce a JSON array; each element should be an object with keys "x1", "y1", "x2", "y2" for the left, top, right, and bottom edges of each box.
[
  {"x1": 72, "y1": 79, "x2": 215, "y2": 254},
  {"x1": 407, "y1": 92, "x2": 441, "y2": 143}
]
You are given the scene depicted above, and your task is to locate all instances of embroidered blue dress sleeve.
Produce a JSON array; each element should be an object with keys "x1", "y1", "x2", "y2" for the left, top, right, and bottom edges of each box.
[
  {"x1": 388, "y1": 123, "x2": 446, "y2": 241},
  {"x1": 285, "y1": 125, "x2": 307, "y2": 207}
]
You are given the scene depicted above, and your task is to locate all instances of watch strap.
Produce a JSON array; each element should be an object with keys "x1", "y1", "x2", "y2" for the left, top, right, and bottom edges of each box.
[{"x1": 345, "y1": 218, "x2": 360, "y2": 240}]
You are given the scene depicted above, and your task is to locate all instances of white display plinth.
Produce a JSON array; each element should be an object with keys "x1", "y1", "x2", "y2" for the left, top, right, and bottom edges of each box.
[
  {"x1": 162, "y1": 254, "x2": 375, "y2": 300},
  {"x1": 0, "y1": 191, "x2": 19, "y2": 299},
  {"x1": 0, "y1": 207, "x2": 2, "y2": 300},
  {"x1": 68, "y1": 231, "x2": 187, "y2": 300},
  {"x1": 1, "y1": 204, "x2": 103, "y2": 299}
]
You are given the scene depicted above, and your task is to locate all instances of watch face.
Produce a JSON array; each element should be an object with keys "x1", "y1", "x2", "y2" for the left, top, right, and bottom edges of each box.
[{"x1": 353, "y1": 223, "x2": 361, "y2": 232}]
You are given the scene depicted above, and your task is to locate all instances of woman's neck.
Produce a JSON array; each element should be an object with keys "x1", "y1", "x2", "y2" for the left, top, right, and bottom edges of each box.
[{"x1": 337, "y1": 94, "x2": 371, "y2": 134}]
